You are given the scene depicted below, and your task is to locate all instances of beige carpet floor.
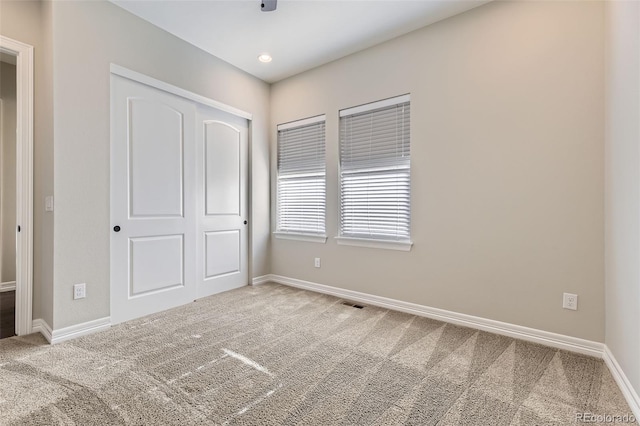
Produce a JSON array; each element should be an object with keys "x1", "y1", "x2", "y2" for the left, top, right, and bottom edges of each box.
[{"x1": 0, "y1": 283, "x2": 635, "y2": 425}]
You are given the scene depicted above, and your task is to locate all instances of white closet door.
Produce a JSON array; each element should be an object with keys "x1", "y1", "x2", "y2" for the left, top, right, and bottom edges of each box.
[
  {"x1": 195, "y1": 104, "x2": 248, "y2": 298},
  {"x1": 110, "y1": 75, "x2": 197, "y2": 324}
]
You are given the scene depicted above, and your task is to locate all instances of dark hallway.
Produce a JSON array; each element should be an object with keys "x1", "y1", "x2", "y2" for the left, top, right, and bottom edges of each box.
[{"x1": 0, "y1": 290, "x2": 15, "y2": 339}]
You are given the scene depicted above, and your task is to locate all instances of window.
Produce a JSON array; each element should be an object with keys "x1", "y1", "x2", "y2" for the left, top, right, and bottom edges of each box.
[
  {"x1": 276, "y1": 115, "x2": 326, "y2": 242},
  {"x1": 338, "y1": 95, "x2": 412, "y2": 251}
]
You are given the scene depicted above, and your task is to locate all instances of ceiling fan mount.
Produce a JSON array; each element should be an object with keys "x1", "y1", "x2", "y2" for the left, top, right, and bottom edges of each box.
[{"x1": 261, "y1": 0, "x2": 277, "y2": 12}]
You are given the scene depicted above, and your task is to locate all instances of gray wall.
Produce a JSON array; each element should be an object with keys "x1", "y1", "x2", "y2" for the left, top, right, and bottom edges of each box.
[
  {"x1": 270, "y1": 1, "x2": 605, "y2": 341},
  {"x1": 605, "y1": 0, "x2": 640, "y2": 397},
  {"x1": 0, "y1": 0, "x2": 55, "y2": 325},
  {"x1": 50, "y1": 1, "x2": 271, "y2": 329},
  {"x1": 0, "y1": 61, "x2": 16, "y2": 284}
]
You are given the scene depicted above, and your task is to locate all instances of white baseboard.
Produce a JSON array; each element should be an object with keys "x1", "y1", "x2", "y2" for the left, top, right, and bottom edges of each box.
[
  {"x1": 32, "y1": 317, "x2": 111, "y2": 344},
  {"x1": 0, "y1": 281, "x2": 16, "y2": 292},
  {"x1": 32, "y1": 318, "x2": 52, "y2": 343},
  {"x1": 603, "y1": 346, "x2": 640, "y2": 419},
  {"x1": 266, "y1": 274, "x2": 604, "y2": 357},
  {"x1": 251, "y1": 275, "x2": 272, "y2": 286}
]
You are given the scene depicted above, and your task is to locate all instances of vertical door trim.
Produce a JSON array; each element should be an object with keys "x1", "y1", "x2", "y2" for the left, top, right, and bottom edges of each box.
[{"x1": 0, "y1": 36, "x2": 34, "y2": 335}]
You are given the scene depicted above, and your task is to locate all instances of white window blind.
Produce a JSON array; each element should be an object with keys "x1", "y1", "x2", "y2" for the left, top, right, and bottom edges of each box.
[
  {"x1": 339, "y1": 95, "x2": 410, "y2": 241},
  {"x1": 277, "y1": 115, "x2": 326, "y2": 236}
]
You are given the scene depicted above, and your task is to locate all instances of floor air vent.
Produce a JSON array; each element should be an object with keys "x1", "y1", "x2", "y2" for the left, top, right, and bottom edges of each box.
[{"x1": 342, "y1": 301, "x2": 365, "y2": 309}]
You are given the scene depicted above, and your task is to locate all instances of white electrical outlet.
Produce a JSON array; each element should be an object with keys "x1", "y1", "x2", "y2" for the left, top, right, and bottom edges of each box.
[
  {"x1": 314, "y1": 258, "x2": 321, "y2": 268},
  {"x1": 74, "y1": 283, "x2": 86, "y2": 300},
  {"x1": 563, "y1": 293, "x2": 578, "y2": 310}
]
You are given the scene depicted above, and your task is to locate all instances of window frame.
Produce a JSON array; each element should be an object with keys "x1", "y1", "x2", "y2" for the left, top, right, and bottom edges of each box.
[
  {"x1": 274, "y1": 114, "x2": 327, "y2": 243},
  {"x1": 336, "y1": 95, "x2": 413, "y2": 251}
]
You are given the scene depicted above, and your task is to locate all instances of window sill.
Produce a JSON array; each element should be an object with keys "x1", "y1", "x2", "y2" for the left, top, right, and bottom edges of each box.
[
  {"x1": 274, "y1": 232, "x2": 327, "y2": 243},
  {"x1": 335, "y1": 236, "x2": 413, "y2": 251}
]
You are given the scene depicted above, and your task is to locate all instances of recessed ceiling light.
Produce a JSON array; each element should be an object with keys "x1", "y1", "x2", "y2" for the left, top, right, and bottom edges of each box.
[{"x1": 258, "y1": 53, "x2": 272, "y2": 63}]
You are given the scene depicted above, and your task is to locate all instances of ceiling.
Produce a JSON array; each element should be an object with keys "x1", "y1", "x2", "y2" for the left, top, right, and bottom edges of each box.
[{"x1": 111, "y1": 0, "x2": 489, "y2": 83}]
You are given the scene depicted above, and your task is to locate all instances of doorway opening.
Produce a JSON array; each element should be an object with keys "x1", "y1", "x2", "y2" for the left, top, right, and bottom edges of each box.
[
  {"x1": 0, "y1": 36, "x2": 34, "y2": 338},
  {"x1": 0, "y1": 54, "x2": 17, "y2": 338}
]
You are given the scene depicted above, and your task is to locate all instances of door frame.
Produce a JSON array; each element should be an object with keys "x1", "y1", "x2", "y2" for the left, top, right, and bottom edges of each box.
[
  {"x1": 109, "y1": 64, "x2": 254, "y2": 318},
  {"x1": 0, "y1": 36, "x2": 34, "y2": 336}
]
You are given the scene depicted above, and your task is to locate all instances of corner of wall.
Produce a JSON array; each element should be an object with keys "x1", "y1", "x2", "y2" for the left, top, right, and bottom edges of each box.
[{"x1": 603, "y1": 0, "x2": 640, "y2": 414}]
